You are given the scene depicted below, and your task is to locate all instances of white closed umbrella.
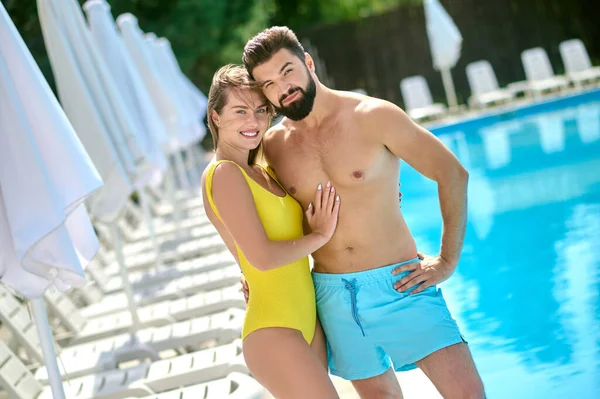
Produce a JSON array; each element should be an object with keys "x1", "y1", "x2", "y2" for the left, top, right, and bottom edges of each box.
[
  {"x1": 38, "y1": 0, "x2": 133, "y2": 223},
  {"x1": 83, "y1": 0, "x2": 169, "y2": 265},
  {"x1": 424, "y1": 0, "x2": 463, "y2": 110},
  {"x1": 144, "y1": 33, "x2": 194, "y2": 193},
  {"x1": 83, "y1": 0, "x2": 169, "y2": 189},
  {"x1": 118, "y1": 14, "x2": 194, "y2": 237},
  {"x1": 148, "y1": 35, "x2": 205, "y2": 187},
  {"x1": 119, "y1": 16, "x2": 192, "y2": 201},
  {"x1": 155, "y1": 37, "x2": 207, "y2": 184},
  {"x1": 164, "y1": 38, "x2": 208, "y2": 135},
  {"x1": 146, "y1": 34, "x2": 197, "y2": 146},
  {"x1": 117, "y1": 14, "x2": 182, "y2": 153},
  {"x1": 0, "y1": 3, "x2": 103, "y2": 397},
  {"x1": 38, "y1": 0, "x2": 143, "y2": 330}
]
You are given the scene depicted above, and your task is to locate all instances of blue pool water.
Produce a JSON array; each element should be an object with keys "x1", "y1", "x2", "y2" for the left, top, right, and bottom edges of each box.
[{"x1": 400, "y1": 91, "x2": 600, "y2": 398}]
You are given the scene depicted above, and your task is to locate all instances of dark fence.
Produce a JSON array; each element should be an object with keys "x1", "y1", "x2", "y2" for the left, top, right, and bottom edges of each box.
[{"x1": 298, "y1": 0, "x2": 600, "y2": 108}]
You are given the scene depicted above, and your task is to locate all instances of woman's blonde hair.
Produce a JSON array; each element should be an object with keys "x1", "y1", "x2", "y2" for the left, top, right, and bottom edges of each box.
[{"x1": 207, "y1": 64, "x2": 272, "y2": 165}]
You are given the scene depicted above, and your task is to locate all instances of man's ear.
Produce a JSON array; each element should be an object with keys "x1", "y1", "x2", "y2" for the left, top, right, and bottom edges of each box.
[
  {"x1": 211, "y1": 110, "x2": 220, "y2": 127},
  {"x1": 304, "y1": 52, "x2": 316, "y2": 73}
]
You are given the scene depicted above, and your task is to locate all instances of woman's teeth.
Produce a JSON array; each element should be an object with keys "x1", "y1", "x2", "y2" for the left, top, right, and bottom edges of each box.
[{"x1": 240, "y1": 131, "x2": 258, "y2": 137}]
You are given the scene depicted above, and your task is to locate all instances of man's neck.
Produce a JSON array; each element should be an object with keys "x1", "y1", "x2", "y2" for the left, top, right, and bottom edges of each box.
[{"x1": 288, "y1": 83, "x2": 337, "y2": 130}]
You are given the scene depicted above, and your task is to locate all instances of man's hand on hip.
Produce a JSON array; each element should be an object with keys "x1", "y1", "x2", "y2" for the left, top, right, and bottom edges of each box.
[
  {"x1": 392, "y1": 252, "x2": 457, "y2": 294},
  {"x1": 240, "y1": 275, "x2": 249, "y2": 304}
]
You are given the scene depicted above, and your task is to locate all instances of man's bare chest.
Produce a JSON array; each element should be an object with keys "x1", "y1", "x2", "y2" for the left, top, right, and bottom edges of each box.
[{"x1": 270, "y1": 132, "x2": 387, "y2": 204}]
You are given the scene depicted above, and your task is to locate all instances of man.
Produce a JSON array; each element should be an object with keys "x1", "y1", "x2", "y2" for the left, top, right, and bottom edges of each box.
[{"x1": 241, "y1": 26, "x2": 485, "y2": 399}]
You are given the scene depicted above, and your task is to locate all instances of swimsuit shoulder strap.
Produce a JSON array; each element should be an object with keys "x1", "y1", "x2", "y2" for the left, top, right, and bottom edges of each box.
[{"x1": 204, "y1": 160, "x2": 250, "y2": 222}]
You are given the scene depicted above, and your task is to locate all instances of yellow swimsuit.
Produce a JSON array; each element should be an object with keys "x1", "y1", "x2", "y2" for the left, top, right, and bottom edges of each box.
[{"x1": 205, "y1": 160, "x2": 316, "y2": 343}]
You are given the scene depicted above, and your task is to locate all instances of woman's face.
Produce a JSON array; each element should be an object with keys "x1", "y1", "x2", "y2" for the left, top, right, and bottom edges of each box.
[{"x1": 213, "y1": 87, "x2": 270, "y2": 151}]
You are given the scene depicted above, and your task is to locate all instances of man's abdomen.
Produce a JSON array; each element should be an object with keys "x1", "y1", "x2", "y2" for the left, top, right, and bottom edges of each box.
[{"x1": 312, "y1": 200, "x2": 417, "y2": 273}]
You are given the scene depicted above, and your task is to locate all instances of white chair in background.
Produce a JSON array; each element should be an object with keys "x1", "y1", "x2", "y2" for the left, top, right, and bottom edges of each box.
[
  {"x1": 133, "y1": 373, "x2": 264, "y2": 399},
  {"x1": 0, "y1": 340, "x2": 260, "y2": 399},
  {"x1": 521, "y1": 47, "x2": 570, "y2": 97},
  {"x1": 84, "y1": 249, "x2": 235, "y2": 295},
  {"x1": 466, "y1": 60, "x2": 514, "y2": 108},
  {"x1": 43, "y1": 285, "x2": 245, "y2": 344},
  {"x1": 559, "y1": 39, "x2": 600, "y2": 87},
  {"x1": 400, "y1": 75, "x2": 447, "y2": 121},
  {"x1": 0, "y1": 286, "x2": 244, "y2": 381},
  {"x1": 77, "y1": 263, "x2": 241, "y2": 314}
]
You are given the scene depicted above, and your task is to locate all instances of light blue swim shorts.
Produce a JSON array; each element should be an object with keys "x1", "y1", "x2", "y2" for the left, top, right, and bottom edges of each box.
[{"x1": 312, "y1": 257, "x2": 466, "y2": 380}]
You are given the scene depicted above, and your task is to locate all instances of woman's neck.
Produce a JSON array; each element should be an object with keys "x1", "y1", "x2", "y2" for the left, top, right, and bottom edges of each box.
[{"x1": 215, "y1": 146, "x2": 251, "y2": 170}]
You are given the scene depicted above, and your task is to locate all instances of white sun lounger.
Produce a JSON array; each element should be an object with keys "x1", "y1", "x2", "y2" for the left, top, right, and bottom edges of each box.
[
  {"x1": 77, "y1": 264, "x2": 242, "y2": 315},
  {"x1": 0, "y1": 286, "x2": 244, "y2": 382},
  {"x1": 0, "y1": 340, "x2": 253, "y2": 399},
  {"x1": 559, "y1": 39, "x2": 600, "y2": 87},
  {"x1": 116, "y1": 209, "x2": 213, "y2": 243},
  {"x1": 87, "y1": 250, "x2": 236, "y2": 291},
  {"x1": 123, "y1": 372, "x2": 264, "y2": 399},
  {"x1": 97, "y1": 221, "x2": 218, "y2": 258},
  {"x1": 96, "y1": 234, "x2": 226, "y2": 272},
  {"x1": 147, "y1": 196, "x2": 206, "y2": 219},
  {"x1": 146, "y1": 186, "x2": 205, "y2": 216},
  {"x1": 521, "y1": 47, "x2": 570, "y2": 97},
  {"x1": 116, "y1": 214, "x2": 214, "y2": 244},
  {"x1": 400, "y1": 75, "x2": 447, "y2": 121},
  {"x1": 44, "y1": 285, "x2": 245, "y2": 344},
  {"x1": 466, "y1": 60, "x2": 514, "y2": 108}
]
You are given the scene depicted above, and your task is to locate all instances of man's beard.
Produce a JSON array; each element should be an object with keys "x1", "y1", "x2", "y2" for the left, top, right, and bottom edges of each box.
[{"x1": 274, "y1": 75, "x2": 317, "y2": 121}]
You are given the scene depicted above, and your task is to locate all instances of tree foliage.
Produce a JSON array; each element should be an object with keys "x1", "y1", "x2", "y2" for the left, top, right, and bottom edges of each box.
[{"x1": 3, "y1": 0, "x2": 413, "y2": 91}]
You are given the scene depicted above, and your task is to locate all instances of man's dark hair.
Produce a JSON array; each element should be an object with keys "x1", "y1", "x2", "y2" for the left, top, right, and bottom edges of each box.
[{"x1": 243, "y1": 26, "x2": 305, "y2": 79}]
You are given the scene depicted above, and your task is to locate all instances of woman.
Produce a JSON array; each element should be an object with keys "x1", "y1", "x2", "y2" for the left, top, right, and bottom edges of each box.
[{"x1": 201, "y1": 64, "x2": 340, "y2": 399}]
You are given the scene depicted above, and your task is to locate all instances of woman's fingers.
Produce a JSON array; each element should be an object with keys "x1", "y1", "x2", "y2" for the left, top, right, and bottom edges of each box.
[
  {"x1": 332, "y1": 194, "x2": 341, "y2": 216},
  {"x1": 322, "y1": 181, "x2": 332, "y2": 210},
  {"x1": 326, "y1": 183, "x2": 336, "y2": 213},
  {"x1": 314, "y1": 183, "x2": 323, "y2": 210},
  {"x1": 305, "y1": 202, "x2": 314, "y2": 220}
]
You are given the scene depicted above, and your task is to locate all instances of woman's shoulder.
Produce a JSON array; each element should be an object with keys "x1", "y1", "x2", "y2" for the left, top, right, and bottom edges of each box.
[{"x1": 205, "y1": 161, "x2": 248, "y2": 192}]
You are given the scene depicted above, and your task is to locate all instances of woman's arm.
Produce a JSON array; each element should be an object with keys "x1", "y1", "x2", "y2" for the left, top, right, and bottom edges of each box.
[{"x1": 210, "y1": 162, "x2": 339, "y2": 271}]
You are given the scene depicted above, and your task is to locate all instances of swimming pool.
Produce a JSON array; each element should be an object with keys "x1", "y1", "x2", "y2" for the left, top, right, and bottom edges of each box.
[{"x1": 400, "y1": 90, "x2": 600, "y2": 399}]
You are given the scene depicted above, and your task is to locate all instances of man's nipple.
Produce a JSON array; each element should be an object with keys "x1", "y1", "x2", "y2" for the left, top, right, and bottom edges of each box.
[{"x1": 352, "y1": 170, "x2": 364, "y2": 180}]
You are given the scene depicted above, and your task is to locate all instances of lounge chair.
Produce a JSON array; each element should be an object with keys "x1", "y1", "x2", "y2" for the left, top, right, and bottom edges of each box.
[
  {"x1": 0, "y1": 340, "x2": 256, "y2": 399},
  {"x1": 93, "y1": 233, "x2": 225, "y2": 273},
  {"x1": 0, "y1": 285, "x2": 244, "y2": 381},
  {"x1": 400, "y1": 76, "x2": 447, "y2": 121},
  {"x1": 124, "y1": 372, "x2": 264, "y2": 399},
  {"x1": 44, "y1": 285, "x2": 245, "y2": 344},
  {"x1": 559, "y1": 39, "x2": 600, "y2": 87},
  {"x1": 77, "y1": 264, "x2": 241, "y2": 315},
  {"x1": 84, "y1": 249, "x2": 236, "y2": 294},
  {"x1": 466, "y1": 60, "x2": 514, "y2": 108},
  {"x1": 521, "y1": 47, "x2": 569, "y2": 97}
]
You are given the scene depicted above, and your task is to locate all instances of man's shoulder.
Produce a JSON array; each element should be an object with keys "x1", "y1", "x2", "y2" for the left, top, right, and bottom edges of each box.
[
  {"x1": 332, "y1": 91, "x2": 398, "y2": 121},
  {"x1": 335, "y1": 92, "x2": 413, "y2": 141},
  {"x1": 263, "y1": 122, "x2": 287, "y2": 145},
  {"x1": 352, "y1": 95, "x2": 399, "y2": 120}
]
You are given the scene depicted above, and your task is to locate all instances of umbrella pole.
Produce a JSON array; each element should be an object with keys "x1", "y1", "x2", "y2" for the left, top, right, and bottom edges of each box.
[
  {"x1": 138, "y1": 187, "x2": 161, "y2": 267},
  {"x1": 111, "y1": 223, "x2": 141, "y2": 330},
  {"x1": 440, "y1": 68, "x2": 459, "y2": 111},
  {"x1": 165, "y1": 165, "x2": 183, "y2": 245},
  {"x1": 173, "y1": 150, "x2": 191, "y2": 192},
  {"x1": 31, "y1": 298, "x2": 66, "y2": 399},
  {"x1": 185, "y1": 146, "x2": 201, "y2": 187}
]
